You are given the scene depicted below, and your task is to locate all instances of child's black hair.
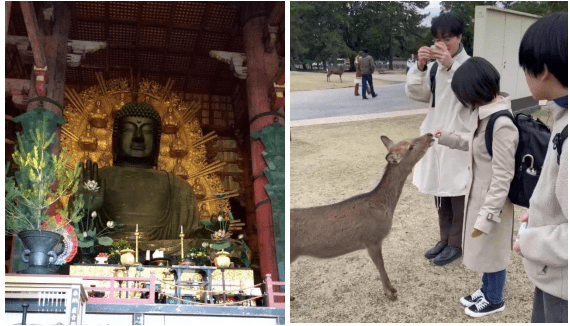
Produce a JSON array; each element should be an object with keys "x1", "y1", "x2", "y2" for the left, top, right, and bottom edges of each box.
[
  {"x1": 431, "y1": 12, "x2": 464, "y2": 38},
  {"x1": 519, "y1": 12, "x2": 567, "y2": 87},
  {"x1": 451, "y1": 57, "x2": 501, "y2": 108}
]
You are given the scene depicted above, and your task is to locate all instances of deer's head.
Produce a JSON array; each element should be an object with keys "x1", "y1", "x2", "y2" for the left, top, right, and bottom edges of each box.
[{"x1": 381, "y1": 133, "x2": 434, "y2": 166}]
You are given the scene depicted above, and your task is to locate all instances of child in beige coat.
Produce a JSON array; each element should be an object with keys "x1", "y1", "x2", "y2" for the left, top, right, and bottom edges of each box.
[{"x1": 435, "y1": 57, "x2": 518, "y2": 318}]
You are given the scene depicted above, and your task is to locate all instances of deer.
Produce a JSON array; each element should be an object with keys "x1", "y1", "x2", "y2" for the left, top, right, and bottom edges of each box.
[
  {"x1": 291, "y1": 133, "x2": 434, "y2": 301},
  {"x1": 326, "y1": 65, "x2": 344, "y2": 82}
]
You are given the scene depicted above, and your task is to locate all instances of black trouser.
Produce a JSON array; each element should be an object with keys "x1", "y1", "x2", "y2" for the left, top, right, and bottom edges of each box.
[
  {"x1": 531, "y1": 287, "x2": 568, "y2": 323},
  {"x1": 434, "y1": 196, "x2": 464, "y2": 248}
]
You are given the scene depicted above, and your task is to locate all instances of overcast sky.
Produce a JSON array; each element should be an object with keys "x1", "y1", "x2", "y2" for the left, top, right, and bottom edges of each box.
[{"x1": 420, "y1": 1, "x2": 441, "y2": 27}]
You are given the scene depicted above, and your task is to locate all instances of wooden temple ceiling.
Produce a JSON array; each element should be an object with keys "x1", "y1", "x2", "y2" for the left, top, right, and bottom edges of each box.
[{"x1": 6, "y1": 1, "x2": 285, "y2": 97}]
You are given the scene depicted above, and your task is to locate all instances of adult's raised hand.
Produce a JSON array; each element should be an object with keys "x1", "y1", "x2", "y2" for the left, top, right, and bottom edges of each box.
[
  {"x1": 417, "y1": 46, "x2": 432, "y2": 71},
  {"x1": 79, "y1": 159, "x2": 105, "y2": 212}
]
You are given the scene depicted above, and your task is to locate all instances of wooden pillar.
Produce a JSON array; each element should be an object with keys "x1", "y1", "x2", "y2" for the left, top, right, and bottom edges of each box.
[
  {"x1": 242, "y1": 8, "x2": 281, "y2": 282},
  {"x1": 22, "y1": 2, "x2": 71, "y2": 152},
  {"x1": 6, "y1": 1, "x2": 12, "y2": 39}
]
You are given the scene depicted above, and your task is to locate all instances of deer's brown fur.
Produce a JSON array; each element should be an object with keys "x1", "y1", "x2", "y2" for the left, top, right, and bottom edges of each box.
[
  {"x1": 291, "y1": 133, "x2": 434, "y2": 301},
  {"x1": 326, "y1": 66, "x2": 344, "y2": 82}
]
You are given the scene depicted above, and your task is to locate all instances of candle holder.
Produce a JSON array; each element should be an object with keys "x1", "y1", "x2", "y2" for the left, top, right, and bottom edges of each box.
[
  {"x1": 179, "y1": 231, "x2": 185, "y2": 260},
  {"x1": 134, "y1": 230, "x2": 140, "y2": 264}
]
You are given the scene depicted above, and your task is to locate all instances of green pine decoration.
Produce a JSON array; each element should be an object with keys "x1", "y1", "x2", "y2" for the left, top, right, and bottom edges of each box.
[
  {"x1": 5, "y1": 110, "x2": 84, "y2": 235},
  {"x1": 251, "y1": 122, "x2": 285, "y2": 282}
]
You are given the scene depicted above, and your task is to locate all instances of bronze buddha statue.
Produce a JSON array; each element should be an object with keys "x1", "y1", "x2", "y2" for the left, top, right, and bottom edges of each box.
[{"x1": 80, "y1": 102, "x2": 201, "y2": 241}]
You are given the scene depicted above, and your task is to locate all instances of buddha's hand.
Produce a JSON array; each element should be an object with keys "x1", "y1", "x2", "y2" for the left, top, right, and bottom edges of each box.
[{"x1": 79, "y1": 159, "x2": 105, "y2": 211}]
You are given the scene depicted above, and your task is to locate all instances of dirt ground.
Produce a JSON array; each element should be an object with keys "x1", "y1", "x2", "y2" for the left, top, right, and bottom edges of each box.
[
  {"x1": 290, "y1": 71, "x2": 397, "y2": 92},
  {"x1": 290, "y1": 115, "x2": 534, "y2": 323}
]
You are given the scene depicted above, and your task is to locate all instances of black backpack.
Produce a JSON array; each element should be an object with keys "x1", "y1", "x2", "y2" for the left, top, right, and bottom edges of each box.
[
  {"x1": 485, "y1": 111, "x2": 566, "y2": 208},
  {"x1": 429, "y1": 62, "x2": 438, "y2": 107}
]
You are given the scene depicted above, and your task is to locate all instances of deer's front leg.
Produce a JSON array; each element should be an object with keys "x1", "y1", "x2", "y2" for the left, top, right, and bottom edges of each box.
[{"x1": 367, "y1": 241, "x2": 397, "y2": 301}]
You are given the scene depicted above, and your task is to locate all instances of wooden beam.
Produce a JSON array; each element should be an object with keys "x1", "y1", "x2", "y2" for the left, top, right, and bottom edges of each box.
[
  {"x1": 20, "y1": 1, "x2": 47, "y2": 68},
  {"x1": 133, "y1": 1, "x2": 143, "y2": 101},
  {"x1": 6, "y1": 1, "x2": 12, "y2": 39},
  {"x1": 266, "y1": 1, "x2": 285, "y2": 27},
  {"x1": 25, "y1": 2, "x2": 71, "y2": 154},
  {"x1": 6, "y1": 79, "x2": 31, "y2": 94},
  {"x1": 160, "y1": 2, "x2": 177, "y2": 85},
  {"x1": 72, "y1": 16, "x2": 232, "y2": 34},
  {"x1": 208, "y1": 4, "x2": 239, "y2": 95},
  {"x1": 104, "y1": 2, "x2": 110, "y2": 73},
  {"x1": 186, "y1": 1, "x2": 211, "y2": 92}
]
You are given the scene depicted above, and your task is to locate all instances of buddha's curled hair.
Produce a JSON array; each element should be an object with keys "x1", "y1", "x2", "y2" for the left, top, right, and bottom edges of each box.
[{"x1": 112, "y1": 102, "x2": 162, "y2": 166}]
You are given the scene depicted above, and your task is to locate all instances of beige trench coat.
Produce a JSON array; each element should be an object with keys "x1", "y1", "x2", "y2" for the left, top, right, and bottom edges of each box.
[
  {"x1": 355, "y1": 55, "x2": 362, "y2": 78},
  {"x1": 438, "y1": 95, "x2": 518, "y2": 273},
  {"x1": 406, "y1": 48, "x2": 472, "y2": 197}
]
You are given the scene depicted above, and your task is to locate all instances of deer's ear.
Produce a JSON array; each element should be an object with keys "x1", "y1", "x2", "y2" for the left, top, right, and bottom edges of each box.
[
  {"x1": 386, "y1": 152, "x2": 402, "y2": 164},
  {"x1": 381, "y1": 136, "x2": 394, "y2": 150}
]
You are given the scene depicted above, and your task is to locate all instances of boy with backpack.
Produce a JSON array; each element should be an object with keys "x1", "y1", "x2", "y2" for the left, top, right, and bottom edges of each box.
[{"x1": 513, "y1": 12, "x2": 568, "y2": 323}]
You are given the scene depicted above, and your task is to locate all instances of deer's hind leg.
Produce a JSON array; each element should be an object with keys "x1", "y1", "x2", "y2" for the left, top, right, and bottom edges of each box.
[{"x1": 367, "y1": 241, "x2": 397, "y2": 301}]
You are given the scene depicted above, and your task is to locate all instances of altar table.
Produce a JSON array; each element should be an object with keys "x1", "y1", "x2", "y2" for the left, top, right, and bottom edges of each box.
[{"x1": 69, "y1": 264, "x2": 257, "y2": 302}]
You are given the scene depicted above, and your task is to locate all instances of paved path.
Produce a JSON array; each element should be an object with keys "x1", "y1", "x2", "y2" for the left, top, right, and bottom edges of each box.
[
  {"x1": 290, "y1": 81, "x2": 428, "y2": 123},
  {"x1": 290, "y1": 108, "x2": 429, "y2": 127}
]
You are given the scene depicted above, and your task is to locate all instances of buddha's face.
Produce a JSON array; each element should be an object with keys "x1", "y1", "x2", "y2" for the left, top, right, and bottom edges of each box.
[{"x1": 120, "y1": 116, "x2": 155, "y2": 158}]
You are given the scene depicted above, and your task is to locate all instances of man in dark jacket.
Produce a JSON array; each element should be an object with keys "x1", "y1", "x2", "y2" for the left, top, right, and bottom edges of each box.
[{"x1": 360, "y1": 49, "x2": 378, "y2": 100}]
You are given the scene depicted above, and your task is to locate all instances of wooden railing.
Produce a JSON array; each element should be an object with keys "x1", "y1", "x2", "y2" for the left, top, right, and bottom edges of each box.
[
  {"x1": 81, "y1": 272, "x2": 156, "y2": 304},
  {"x1": 264, "y1": 274, "x2": 285, "y2": 309}
]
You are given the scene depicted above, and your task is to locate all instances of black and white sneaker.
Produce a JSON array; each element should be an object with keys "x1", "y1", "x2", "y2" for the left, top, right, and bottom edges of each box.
[
  {"x1": 464, "y1": 297, "x2": 505, "y2": 318},
  {"x1": 460, "y1": 289, "x2": 484, "y2": 307}
]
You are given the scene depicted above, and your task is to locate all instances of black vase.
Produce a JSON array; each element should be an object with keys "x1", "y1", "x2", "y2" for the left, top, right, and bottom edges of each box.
[
  {"x1": 18, "y1": 230, "x2": 63, "y2": 274},
  {"x1": 78, "y1": 251, "x2": 95, "y2": 264}
]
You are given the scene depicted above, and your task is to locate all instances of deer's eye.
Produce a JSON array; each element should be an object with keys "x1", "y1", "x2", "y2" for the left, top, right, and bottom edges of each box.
[{"x1": 408, "y1": 144, "x2": 415, "y2": 151}]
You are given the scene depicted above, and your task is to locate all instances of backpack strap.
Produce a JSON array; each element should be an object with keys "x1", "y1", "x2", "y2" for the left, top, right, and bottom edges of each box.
[
  {"x1": 485, "y1": 110, "x2": 515, "y2": 157},
  {"x1": 429, "y1": 62, "x2": 438, "y2": 108},
  {"x1": 553, "y1": 125, "x2": 568, "y2": 164}
]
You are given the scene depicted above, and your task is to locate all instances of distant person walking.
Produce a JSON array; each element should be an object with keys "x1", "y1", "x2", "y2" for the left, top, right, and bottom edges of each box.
[
  {"x1": 405, "y1": 12, "x2": 471, "y2": 266},
  {"x1": 406, "y1": 54, "x2": 416, "y2": 74},
  {"x1": 354, "y1": 52, "x2": 370, "y2": 97},
  {"x1": 354, "y1": 52, "x2": 363, "y2": 96},
  {"x1": 360, "y1": 49, "x2": 378, "y2": 100}
]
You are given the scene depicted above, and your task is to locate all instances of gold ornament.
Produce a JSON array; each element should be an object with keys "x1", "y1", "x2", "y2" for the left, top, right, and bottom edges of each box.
[
  {"x1": 169, "y1": 132, "x2": 188, "y2": 158},
  {"x1": 193, "y1": 178, "x2": 206, "y2": 199},
  {"x1": 78, "y1": 125, "x2": 97, "y2": 152},
  {"x1": 173, "y1": 158, "x2": 189, "y2": 180},
  {"x1": 162, "y1": 105, "x2": 179, "y2": 134},
  {"x1": 89, "y1": 99, "x2": 108, "y2": 128}
]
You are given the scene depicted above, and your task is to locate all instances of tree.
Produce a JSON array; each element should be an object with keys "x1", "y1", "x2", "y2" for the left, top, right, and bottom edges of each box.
[
  {"x1": 439, "y1": 1, "x2": 568, "y2": 56},
  {"x1": 290, "y1": 2, "x2": 354, "y2": 69},
  {"x1": 438, "y1": 1, "x2": 496, "y2": 56},
  {"x1": 502, "y1": 1, "x2": 568, "y2": 15},
  {"x1": 347, "y1": 1, "x2": 429, "y2": 69},
  {"x1": 290, "y1": 1, "x2": 429, "y2": 70}
]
